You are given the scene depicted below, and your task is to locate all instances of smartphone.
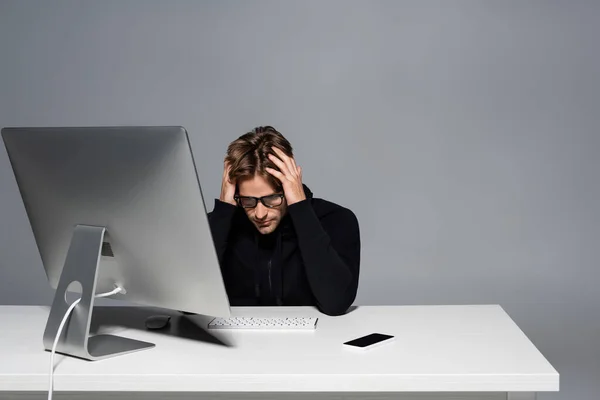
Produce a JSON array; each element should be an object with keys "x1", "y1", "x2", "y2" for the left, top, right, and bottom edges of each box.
[{"x1": 343, "y1": 333, "x2": 395, "y2": 350}]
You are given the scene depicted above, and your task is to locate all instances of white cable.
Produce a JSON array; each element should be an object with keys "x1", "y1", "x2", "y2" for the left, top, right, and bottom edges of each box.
[{"x1": 48, "y1": 286, "x2": 124, "y2": 400}]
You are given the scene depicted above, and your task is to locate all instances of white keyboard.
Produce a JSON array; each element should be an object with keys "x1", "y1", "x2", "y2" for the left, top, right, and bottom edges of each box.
[{"x1": 208, "y1": 316, "x2": 318, "y2": 330}]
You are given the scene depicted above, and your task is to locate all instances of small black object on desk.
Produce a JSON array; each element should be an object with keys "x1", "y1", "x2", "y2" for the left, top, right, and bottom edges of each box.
[{"x1": 145, "y1": 315, "x2": 171, "y2": 330}]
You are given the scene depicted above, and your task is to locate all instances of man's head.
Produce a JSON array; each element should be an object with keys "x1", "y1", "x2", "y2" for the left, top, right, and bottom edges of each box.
[{"x1": 225, "y1": 126, "x2": 294, "y2": 235}]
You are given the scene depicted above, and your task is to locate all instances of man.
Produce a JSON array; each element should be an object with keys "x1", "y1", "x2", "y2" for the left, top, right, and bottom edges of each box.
[{"x1": 207, "y1": 126, "x2": 360, "y2": 316}]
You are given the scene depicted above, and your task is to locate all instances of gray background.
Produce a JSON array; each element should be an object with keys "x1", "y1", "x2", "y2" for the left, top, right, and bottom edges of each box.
[{"x1": 1, "y1": 1, "x2": 598, "y2": 399}]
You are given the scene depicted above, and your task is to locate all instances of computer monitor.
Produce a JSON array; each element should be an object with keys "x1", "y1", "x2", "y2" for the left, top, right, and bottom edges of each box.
[{"x1": 1, "y1": 126, "x2": 231, "y2": 360}]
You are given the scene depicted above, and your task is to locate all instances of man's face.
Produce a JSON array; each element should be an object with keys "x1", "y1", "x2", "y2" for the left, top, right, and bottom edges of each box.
[{"x1": 237, "y1": 174, "x2": 287, "y2": 235}]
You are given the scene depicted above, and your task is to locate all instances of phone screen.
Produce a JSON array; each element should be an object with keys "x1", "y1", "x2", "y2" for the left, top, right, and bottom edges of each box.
[{"x1": 343, "y1": 333, "x2": 394, "y2": 348}]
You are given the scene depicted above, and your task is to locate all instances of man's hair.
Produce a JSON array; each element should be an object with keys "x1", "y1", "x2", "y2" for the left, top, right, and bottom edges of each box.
[{"x1": 225, "y1": 126, "x2": 293, "y2": 192}]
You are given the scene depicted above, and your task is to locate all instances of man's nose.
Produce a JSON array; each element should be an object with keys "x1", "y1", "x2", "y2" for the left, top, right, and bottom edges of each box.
[{"x1": 255, "y1": 203, "x2": 268, "y2": 219}]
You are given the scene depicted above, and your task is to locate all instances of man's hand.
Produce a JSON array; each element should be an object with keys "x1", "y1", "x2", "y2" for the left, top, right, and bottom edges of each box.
[
  {"x1": 220, "y1": 161, "x2": 237, "y2": 206},
  {"x1": 266, "y1": 147, "x2": 306, "y2": 206}
]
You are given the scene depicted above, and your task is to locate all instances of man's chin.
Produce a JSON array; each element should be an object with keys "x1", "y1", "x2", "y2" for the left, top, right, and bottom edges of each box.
[{"x1": 254, "y1": 222, "x2": 278, "y2": 234}]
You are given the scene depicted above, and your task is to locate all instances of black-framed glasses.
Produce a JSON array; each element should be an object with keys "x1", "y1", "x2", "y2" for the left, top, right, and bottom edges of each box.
[{"x1": 234, "y1": 194, "x2": 285, "y2": 209}]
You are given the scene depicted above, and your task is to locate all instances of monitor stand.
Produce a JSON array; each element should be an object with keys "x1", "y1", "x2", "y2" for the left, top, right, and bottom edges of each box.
[{"x1": 42, "y1": 224, "x2": 155, "y2": 361}]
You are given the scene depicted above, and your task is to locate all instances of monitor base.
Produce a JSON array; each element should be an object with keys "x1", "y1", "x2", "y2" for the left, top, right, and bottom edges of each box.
[{"x1": 42, "y1": 225, "x2": 155, "y2": 361}]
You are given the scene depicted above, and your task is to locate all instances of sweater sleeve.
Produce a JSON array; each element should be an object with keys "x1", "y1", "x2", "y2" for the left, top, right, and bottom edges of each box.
[
  {"x1": 207, "y1": 199, "x2": 238, "y2": 265},
  {"x1": 287, "y1": 199, "x2": 361, "y2": 316}
]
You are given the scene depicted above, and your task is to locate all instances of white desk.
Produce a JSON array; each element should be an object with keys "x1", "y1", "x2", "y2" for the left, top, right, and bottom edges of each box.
[{"x1": 0, "y1": 305, "x2": 558, "y2": 400}]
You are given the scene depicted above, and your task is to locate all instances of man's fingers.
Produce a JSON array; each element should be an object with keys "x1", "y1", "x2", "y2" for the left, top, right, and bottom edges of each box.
[
  {"x1": 265, "y1": 167, "x2": 284, "y2": 182},
  {"x1": 223, "y1": 161, "x2": 234, "y2": 184},
  {"x1": 268, "y1": 153, "x2": 293, "y2": 178},
  {"x1": 271, "y1": 147, "x2": 297, "y2": 176},
  {"x1": 223, "y1": 160, "x2": 229, "y2": 175}
]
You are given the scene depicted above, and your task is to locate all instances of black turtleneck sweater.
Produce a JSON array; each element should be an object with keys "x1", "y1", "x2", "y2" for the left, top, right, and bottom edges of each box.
[{"x1": 207, "y1": 184, "x2": 360, "y2": 316}]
